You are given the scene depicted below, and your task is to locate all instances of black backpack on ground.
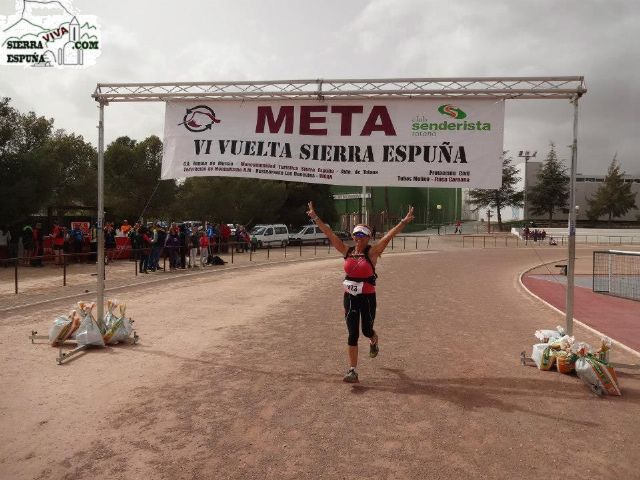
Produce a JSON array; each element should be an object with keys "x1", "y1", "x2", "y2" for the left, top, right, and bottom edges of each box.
[{"x1": 208, "y1": 255, "x2": 226, "y2": 265}]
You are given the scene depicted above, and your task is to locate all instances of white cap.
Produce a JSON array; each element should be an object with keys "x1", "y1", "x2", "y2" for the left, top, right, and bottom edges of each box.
[{"x1": 352, "y1": 225, "x2": 371, "y2": 237}]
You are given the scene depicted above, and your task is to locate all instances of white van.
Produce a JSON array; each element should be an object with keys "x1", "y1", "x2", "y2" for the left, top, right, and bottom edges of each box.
[
  {"x1": 288, "y1": 224, "x2": 329, "y2": 245},
  {"x1": 250, "y1": 224, "x2": 289, "y2": 247}
]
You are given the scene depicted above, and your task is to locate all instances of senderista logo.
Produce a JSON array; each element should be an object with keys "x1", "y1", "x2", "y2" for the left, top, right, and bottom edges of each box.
[
  {"x1": 412, "y1": 104, "x2": 492, "y2": 136},
  {"x1": 438, "y1": 104, "x2": 467, "y2": 119}
]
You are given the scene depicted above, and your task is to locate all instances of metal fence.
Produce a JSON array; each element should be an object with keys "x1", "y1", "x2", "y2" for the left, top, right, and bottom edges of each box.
[
  {"x1": 463, "y1": 235, "x2": 640, "y2": 248},
  {"x1": 592, "y1": 250, "x2": 640, "y2": 302},
  {"x1": 554, "y1": 235, "x2": 640, "y2": 245},
  {"x1": 462, "y1": 236, "x2": 523, "y2": 248},
  {"x1": 0, "y1": 236, "x2": 432, "y2": 296}
]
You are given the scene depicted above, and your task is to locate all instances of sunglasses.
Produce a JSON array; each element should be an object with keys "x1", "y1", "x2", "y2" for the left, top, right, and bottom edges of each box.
[{"x1": 352, "y1": 232, "x2": 370, "y2": 238}]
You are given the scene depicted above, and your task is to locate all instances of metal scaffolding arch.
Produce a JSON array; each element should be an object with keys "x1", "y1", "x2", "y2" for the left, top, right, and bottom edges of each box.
[
  {"x1": 93, "y1": 76, "x2": 586, "y2": 103},
  {"x1": 92, "y1": 76, "x2": 586, "y2": 334}
]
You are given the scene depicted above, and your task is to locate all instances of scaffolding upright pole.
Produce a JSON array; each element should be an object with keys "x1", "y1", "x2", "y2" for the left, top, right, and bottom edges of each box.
[
  {"x1": 361, "y1": 185, "x2": 367, "y2": 224},
  {"x1": 565, "y1": 95, "x2": 580, "y2": 335},
  {"x1": 523, "y1": 158, "x2": 528, "y2": 222},
  {"x1": 97, "y1": 102, "x2": 105, "y2": 323}
]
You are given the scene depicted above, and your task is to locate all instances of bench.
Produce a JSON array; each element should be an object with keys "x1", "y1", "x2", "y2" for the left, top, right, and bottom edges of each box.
[{"x1": 555, "y1": 264, "x2": 567, "y2": 275}]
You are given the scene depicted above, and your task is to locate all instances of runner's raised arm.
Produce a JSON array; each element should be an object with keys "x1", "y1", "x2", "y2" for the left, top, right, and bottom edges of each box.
[
  {"x1": 369, "y1": 206, "x2": 415, "y2": 260},
  {"x1": 306, "y1": 201, "x2": 349, "y2": 256}
]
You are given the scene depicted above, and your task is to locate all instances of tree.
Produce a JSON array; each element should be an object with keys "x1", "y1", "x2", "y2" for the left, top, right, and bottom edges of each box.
[
  {"x1": 177, "y1": 177, "x2": 288, "y2": 224},
  {"x1": 528, "y1": 143, "x2": 569, "y2": 224},
  {"x1": 275, "y1": 182, "x2": 337, "y2": 227},
  {"x1": 0, "y1": 97, "x2": 56, "y2": 226},
  {"x1": 467, "y1": 152, "x2": 523, "y2": 231},
  {"x1": 103, "y1": 135, "x2": 177, "y2": 222},
  {"x1": 586, "y1": 156, "x2": 637, "y2": 226},
  {"x1": 176, "y1": 178, "x2": 337, "y2": 228},
  {"x1": 43, "y1": 131, "x2": 97, "y2": 209}
]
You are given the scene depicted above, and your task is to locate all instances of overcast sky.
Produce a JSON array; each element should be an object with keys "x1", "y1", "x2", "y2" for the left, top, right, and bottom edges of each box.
[{"x1": 1, "y1": 0, "x2": 638, "y2": 175}]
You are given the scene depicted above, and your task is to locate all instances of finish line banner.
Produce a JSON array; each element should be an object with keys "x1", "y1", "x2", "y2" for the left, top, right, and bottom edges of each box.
[{"x1": 162, "y1": 98, "x2": 504, "y2": 188}]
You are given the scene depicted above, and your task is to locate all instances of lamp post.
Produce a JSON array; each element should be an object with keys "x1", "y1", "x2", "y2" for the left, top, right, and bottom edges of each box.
[
  {"x1": 518, "y1": 150, "x2": 537, "y2": 223},
  {"x1": 426, "y1": 188, "x2": 430, "y2": 225},
  {"x1": 436, "y1": 204, "x2": 442, "y2": 235}
]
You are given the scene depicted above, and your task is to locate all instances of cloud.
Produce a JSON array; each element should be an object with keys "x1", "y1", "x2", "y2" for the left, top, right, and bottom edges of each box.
[{"x1": 1, "y1": 0, "x2": 638, "y2": 175}]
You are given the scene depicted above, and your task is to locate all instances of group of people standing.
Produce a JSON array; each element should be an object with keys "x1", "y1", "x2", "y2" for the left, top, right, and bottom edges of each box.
[
  {"x1": 129, "y1": 221, "x2": 242, "y2": 273},
  {"x1": 522, "y1": 226, "x2": 548, "y2": 242},
  {"x1": 0, "y1": 219, "x2": 244, "y2": 269},
  {"x1": 0, "y1": 223, "x2": 45, "y2": 266},
  {"x1": 148, "y1": 223, "x2": 207, "y2": 272}
]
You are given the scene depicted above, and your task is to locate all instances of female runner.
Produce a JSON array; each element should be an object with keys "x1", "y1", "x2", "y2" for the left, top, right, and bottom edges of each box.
[{"x1": 306, "y1": 201, "x2": 415, "y2": 383}]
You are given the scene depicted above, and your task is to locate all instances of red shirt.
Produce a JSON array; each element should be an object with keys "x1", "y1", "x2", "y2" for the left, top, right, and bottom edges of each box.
[
  {"x1": 344, "y1": 254, "x2": 376, "y2": 294},
  {"x1": 52, "y1": 226, "x2": 65, "y2": 246}
]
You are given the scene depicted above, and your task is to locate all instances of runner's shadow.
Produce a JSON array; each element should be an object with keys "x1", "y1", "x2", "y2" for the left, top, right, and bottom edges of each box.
[
  {"x1": 346, "y1": 367, "x2": 636, "y2": 426},
  {"x1": 224, "y1": 363, "x2": 639, "y2": 422}
]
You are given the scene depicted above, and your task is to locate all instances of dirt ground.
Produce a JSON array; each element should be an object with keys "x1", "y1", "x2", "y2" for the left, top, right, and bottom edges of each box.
[{"x1": 1, "y1": 245, "x2": 639, "y2": 480}]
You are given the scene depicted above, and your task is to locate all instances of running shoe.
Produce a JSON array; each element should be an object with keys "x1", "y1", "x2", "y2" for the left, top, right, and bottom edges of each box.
[
  {"x1": 369, "y1": 338, "x2": 379, "y2": 358},
  {"x1": 343, "y1": 368, "x2": 359, "y2": 383}
]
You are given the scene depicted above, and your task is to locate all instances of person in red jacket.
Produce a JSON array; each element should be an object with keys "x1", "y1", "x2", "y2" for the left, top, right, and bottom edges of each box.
[
  {"x1": 306, "y1": 201, "x2": 415, "y2": 383},
  {"x1": 220, "y1": 222, "x2": 231, "y2": 253},
  {"x1": 52, "y1": 222, "x2": 65, "y2": 265},
  {"x1": 198, "y1": 229, "x2": 210, "y2": 268}
]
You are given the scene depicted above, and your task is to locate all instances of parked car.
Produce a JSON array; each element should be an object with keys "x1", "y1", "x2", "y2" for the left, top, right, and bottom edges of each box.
[
  {"x1": 288, "y1": 224, "x2": 329, "y2": 245},
  {"x1": 334, "y1": 230, "x2": 351, "y2": 241},
  {"x1": 250, "y1": 224, "x2": 289, "y2": 247}
]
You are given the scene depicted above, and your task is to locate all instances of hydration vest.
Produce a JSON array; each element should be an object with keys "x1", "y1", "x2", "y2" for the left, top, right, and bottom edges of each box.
[{"x1": 344, "y1": 245, "x2": 378, "y2": 286}]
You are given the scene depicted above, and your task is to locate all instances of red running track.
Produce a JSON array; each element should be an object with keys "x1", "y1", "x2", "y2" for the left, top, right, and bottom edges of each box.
[{"x1": 523, "y1": 275, "x2": 640, "y2": 353}]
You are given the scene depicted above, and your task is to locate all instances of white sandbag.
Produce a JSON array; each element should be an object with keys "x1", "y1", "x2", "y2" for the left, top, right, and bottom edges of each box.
[
  {"x1": 549, "y1": 335, "x2": 575, "y2": 350},
  {"x1": 111, "y1": 316, "x2": 133, "y2": 343},
  {"x1": 531, "y1": 343, "x2": 556, "y2": 370},
  {"x1": 103, "y1": 315, "x2": 131, "y2": 344},
  {"x1": 48, "y1": 316, "x2": 72, "y2": 345},
  {"x1": 575, "y1": 355, "x2": 621, "y2": 396},
  {"x1": 103, "y1": 300, "x2": 133, "y2": 344},
  {"x1": 78, "y1": 301, "x2": 106, "y2": 335},
  {"x1": 75, "y1": 314, "x2": 105, "y2": 347},
  {"x1": 534, "y1": 329, "x2": 563, "y2": 343},
  {"x1": 104, "y1": 311, "x2": 117, "y2": 331}
]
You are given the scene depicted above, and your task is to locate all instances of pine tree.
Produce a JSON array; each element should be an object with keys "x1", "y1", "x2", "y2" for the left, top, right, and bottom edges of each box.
[
  {"x1": 468, "y1": 152, "x2": 524, "y2": 231},
  {"x1": 528, "y1": 143, "x2": 569, "y2": 224},
  {"x1": 586, "y1": 156, "x2": 638, "y2": 226}
]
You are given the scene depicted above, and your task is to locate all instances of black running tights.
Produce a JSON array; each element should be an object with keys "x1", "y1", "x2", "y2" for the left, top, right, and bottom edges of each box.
[{"x1": 343, "y1": 292, "x2": 376, "y2": 346}]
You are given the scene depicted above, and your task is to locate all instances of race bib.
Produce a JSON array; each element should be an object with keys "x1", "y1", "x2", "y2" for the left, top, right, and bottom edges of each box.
[{"x1": 343, "y1": 279, "x2": 364, "y2": 296}]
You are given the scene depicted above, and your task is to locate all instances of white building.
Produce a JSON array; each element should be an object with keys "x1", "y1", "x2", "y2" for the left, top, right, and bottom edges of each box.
[{"x1": 519, "y1": 161, "x2": 640, "y2": 222}]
